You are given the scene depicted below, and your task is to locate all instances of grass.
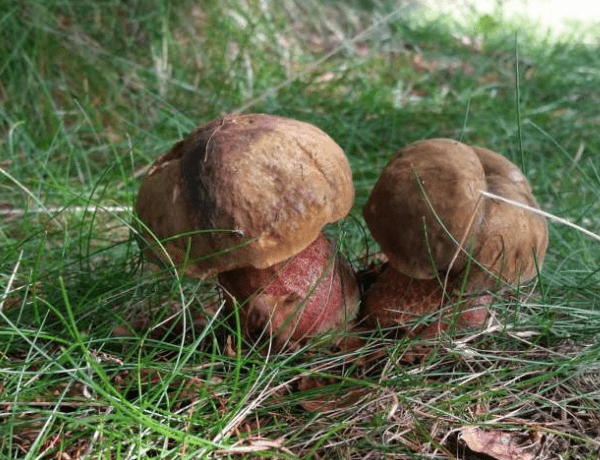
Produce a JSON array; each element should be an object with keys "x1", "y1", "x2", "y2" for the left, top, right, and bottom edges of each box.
[{"x1": 1, "y1": 0, "x2": 600, "y2": 458}]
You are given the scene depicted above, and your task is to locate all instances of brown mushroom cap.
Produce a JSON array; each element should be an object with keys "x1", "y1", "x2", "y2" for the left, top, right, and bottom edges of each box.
[
  {"x1": 363, "y1": 138, "x2": 548, "y2": 290},
  {"x1": 363, "y1": 138, "x2": 487, "y2": 279},
  {"x1": 467, "y1": 146, "x2": 549, "y2": 290},
  {"x1": 135, "y1": 114, "x2": 354, "y2": 277}
]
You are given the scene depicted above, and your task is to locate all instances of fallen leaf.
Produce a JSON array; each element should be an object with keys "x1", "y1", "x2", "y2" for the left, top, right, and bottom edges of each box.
[
  {"x1": 460, "y1": 426, "x2": 542, "y2": 460},
  {"x1": 299, "y1": 387, "x2": 371, "y2": 412},
  {"x1": 413, "y1": 53, "x2": 437, "y2": 72},
  {"x1": 480, "y1": 72, "x2": 499, "y2": 84},
  {"x1": 525, "y1": 66, "x2": 536, "y2": 80},
  {"x1": 315, "y1": 72, "x2": 336, "y2": 83}
]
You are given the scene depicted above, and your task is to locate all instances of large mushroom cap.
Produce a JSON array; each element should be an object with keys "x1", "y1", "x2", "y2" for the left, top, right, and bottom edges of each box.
[
  {"x1": 363, "y1": 138, "x2": 487, "y2": 279},
  {"x1": 135, "y1": 114, "x2": 354, "y2": 277},
  {"x1": 363, "y1": 138, "x2": 548, "y2": 289}
]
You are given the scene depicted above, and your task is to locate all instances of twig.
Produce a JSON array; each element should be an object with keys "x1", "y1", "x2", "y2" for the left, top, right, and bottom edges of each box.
[{"x1": 480, "y1": 190, "x2": 600, "y2": 243}]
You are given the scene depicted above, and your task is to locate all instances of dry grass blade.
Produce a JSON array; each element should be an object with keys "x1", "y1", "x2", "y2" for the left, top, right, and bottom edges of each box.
[{"x1": 480, "y1": 190, "x2": 600, "y2": 243}]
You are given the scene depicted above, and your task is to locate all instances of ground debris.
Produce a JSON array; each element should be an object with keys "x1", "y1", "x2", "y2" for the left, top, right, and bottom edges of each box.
[{"x1": 459, "y1": 426, "x2": 542, "y2": 460}]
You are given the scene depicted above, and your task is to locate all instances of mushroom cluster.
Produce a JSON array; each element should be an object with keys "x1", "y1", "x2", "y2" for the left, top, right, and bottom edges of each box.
[
  {"x1": 361, "y1": 138, "x2": 549, "y2": 332},
  {"x1": 135, "y1": 118, "x2": 548, "y2": 347},
  {"x1": 135, "y1": 114, "x2": 359, "y2": 349}
]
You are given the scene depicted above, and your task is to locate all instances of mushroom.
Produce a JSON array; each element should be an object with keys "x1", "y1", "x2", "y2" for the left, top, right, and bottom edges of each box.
[
  {"x1": 135, "y1": 114, "x2": 359, "y2": 349},
  {"x1": 361, "y1": 138, "x2": 548, "y2": 331},
  {"x1": 359, "y1": 265, "x2": 490, "y2": 335}
]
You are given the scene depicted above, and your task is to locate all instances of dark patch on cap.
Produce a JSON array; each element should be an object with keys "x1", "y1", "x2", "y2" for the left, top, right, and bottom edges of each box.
[{"x1": 179, "y1": 118, "x2": 224, "y2": 230}]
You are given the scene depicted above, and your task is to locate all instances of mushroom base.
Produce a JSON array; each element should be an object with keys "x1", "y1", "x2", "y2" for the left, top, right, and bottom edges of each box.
[
  {"x1": 218, "y1": 234, "x2": 360, "y2": 350},
  {"x1": 361, "y1": 265, "x2": 489, "y2": 337}
]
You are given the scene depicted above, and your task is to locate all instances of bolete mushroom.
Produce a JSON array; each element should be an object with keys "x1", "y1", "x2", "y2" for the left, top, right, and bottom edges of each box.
[
  {"x1": 135, "y1": 114, "x2": 359, "y2": 349},
  {"x1": 361, "y1": 138, "x2": 548, "y2": 331}
]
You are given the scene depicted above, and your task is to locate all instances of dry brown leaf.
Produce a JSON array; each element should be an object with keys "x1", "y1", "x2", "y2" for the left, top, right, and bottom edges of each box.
[
  {"x1": 480, "y1": 72, "x2": 499, "y2": 84},
  {"x1": 225, "y1": 335, "x2": 237, "y2": 357},
  {"x1": 299, "y1": 388, "x2": 371, "y2": 413},
  {"x1": 525, "y1": 66, "x2": 536, "y2": 80},
  {"x1": 460, "y1": 426, "x2": 542, "y2": 460},
  {"x1": 413, "y1": 53, "x2": 437, "y2": 72},
  {"x1": 315, "y1": 72, "x2": 336, "y2": 83}
]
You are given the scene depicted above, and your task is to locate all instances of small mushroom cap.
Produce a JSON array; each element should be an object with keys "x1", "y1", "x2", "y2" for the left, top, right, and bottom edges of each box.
[
  {"x1": 135, "y1": 114, "x2": 354, "y2": 277},
  {"x1": 467, "y1": 146, "x2": 549, "y2": 290},
  {"x1": 363, "y1": 139, "x2": 487, "y2": 279},
  {"x1": 363, "y1": 138, "x2": 548, "y2": 290}
]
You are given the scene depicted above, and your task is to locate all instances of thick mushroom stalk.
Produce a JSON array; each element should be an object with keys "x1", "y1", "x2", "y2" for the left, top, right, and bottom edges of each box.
[
  {"x1": 135, "y1": 114, "x2": 359, "y2": 348},
  {"x1": 361, "y1": 265, "x2": 489, "y2": 335},
  {"x1": 362, "y1": 139, "x2": 548, "y2": 332},
  {"x1": 219, "y1": 234, "x2": 359, "y2": 349}
]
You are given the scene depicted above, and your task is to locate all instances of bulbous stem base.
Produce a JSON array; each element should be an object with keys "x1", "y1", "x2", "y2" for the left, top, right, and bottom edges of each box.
[{"x1": 360, "y1": 264, "x2": 489, "y2": 337}]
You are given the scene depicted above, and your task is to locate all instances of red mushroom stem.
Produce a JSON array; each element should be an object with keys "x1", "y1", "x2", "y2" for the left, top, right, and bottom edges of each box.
[
  {"x1": 361, "y1": 264, "x2": 489, "y2": 337},
  {"x1": 218, "y1": 233, "x2": 360, "y2": 350}
]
